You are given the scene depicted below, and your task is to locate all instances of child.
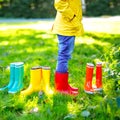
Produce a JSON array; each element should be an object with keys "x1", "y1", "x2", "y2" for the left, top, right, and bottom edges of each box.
[{"x1": 52, "y1": 0, "x2": 84, "y2": 96}]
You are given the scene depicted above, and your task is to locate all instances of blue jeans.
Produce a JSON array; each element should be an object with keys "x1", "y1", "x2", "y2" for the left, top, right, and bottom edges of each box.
[{"x1": 56, "y1": 35, "x2": 75, "y2": 73}]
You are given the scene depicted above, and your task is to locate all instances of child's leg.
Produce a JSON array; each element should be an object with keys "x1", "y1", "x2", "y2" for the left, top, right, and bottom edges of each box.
[
  {"x1": 55, "y1": 35, "x2": 78, "y2": 95},
  {"x1": 56, "y1": 35, "x2": 75, "y2": 73}
]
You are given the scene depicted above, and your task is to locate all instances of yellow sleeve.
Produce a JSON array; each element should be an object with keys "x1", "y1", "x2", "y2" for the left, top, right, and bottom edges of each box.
[{"x1": 54, "y1": 0, "x2": 75, "y2": 21}]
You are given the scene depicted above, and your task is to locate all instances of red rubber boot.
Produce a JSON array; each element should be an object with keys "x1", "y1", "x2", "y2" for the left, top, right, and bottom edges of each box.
[
  {"x1": 55, "y1": 72, "x2": 78, "y2": 96},
  {"x1": 84, "y1": 63, "x2": 94, "y2": 94}
]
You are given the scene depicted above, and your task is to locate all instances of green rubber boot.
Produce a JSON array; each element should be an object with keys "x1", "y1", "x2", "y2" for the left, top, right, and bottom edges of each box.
[{"x1": 8, "y1": 62, "x2": 24, "y2": 93}]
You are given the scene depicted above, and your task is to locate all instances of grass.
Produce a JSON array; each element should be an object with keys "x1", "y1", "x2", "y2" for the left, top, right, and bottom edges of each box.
[{"x1": 0, "y1": 20, "x2": 120, "y2": 120}]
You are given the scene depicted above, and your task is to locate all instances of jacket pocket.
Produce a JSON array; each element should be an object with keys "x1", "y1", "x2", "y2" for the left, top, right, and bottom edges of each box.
[{"x1": 71, "y1": 16, "x2": 80, "y2": 27}]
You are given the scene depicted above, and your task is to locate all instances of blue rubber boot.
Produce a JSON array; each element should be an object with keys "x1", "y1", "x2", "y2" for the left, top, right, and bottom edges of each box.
[
  {"x1": 0, "y1": 63, "x2": 15, "y2": 91},
  {"x1": 8, "y1": 62, "x2": 24, "y2": 93}
]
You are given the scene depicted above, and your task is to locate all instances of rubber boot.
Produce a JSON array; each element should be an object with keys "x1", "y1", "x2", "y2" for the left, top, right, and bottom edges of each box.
[
  {"x1": 21, "y1": 66, "x2": 42, "y2": 96},
  {"x1": 8, "y1": 62, "x2": 24, "y2": 93},
  {"x1": 84, "y1": 63, "x2": 94, "y2": 94},
  {"x1": 55, "y1": 72, "x2": 78, "y2": 96},
  {"x1": 42, "y1": 66, "x2": 53, "y2": 95},
  {"x1": 0, "y1": 63, "x2": 15, "y2": 91},
  {"x1": 94, "y1": 62, "x2": 102, "y2": 91}
]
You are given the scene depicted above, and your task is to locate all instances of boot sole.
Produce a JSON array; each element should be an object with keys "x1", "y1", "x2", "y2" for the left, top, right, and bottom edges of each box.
[
  {"x1": 84, "y1": 90, "x2": 94, "y2": 94},
  {"x1": 56, "y1": 90, "x2": 78, "y2": 96},
  {"x1": 94, "y1": 88, "x2": 103, "y2": 91}
]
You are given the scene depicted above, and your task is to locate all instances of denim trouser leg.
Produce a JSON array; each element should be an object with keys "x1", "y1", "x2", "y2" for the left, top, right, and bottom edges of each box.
[{"x1": 56, "y1": 35, "x2": 75, "y2": 73}]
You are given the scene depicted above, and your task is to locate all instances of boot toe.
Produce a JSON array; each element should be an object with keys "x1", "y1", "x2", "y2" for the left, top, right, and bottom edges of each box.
[{"x1": 68, "y1": 85, "x2": 78, "y2": 91}]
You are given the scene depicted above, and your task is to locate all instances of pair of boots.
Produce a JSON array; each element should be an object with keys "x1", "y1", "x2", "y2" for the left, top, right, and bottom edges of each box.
[
  {"x1": 54, "y1": 72, "x2": 79, "y2": 96},
  {"x1": 0, "y1": 62, "x2": 24, "y2": 93},
  {"x1": 21, "y1": 66, "x2": 52, "y2": 96},
  {"x1": 84, "y1": 62, "x2": 102, "y2": 94}
]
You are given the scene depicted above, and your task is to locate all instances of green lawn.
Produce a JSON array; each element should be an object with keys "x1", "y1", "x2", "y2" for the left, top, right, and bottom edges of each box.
[{"x1": 0, "y1": 20, "x2": 120, "y2": 120}]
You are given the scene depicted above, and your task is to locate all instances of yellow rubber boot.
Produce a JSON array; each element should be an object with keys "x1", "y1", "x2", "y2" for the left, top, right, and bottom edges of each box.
[
  {"x1": 42, "y1": 66, "x2": 53, "y2": 95},
  {"x1": 21, "y1": 66, "x2": 42, "y2": 96}
]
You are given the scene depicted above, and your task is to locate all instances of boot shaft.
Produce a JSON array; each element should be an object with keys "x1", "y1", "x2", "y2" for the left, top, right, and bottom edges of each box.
[
  {"x1": 55, "y1": 72, "x2": 68, "y2": 91},
  {"x1": 30, "y1": 66, "x2": 42, "y2": 86},
  {"x1": 42, "y1": 66, "x2": 50, "y2": 81},
  {"x1": 96, "y1": 62, "x2": 102, "y2": 88},
  {"x1": 15, "y1": 62, "x2": 24, "y2": 81},
  {"x1": 10, "y1": 63, "x2": 15, "y2": 81},
  {"x1": 8, "y1": 63, "x2": 16, "y2": 88},
  {"x1": 96, "y1": 62, "x2": 102, "y2": 81},
  {"x1": 86, "y1": 63, "x2": 94, "y2": 81}
]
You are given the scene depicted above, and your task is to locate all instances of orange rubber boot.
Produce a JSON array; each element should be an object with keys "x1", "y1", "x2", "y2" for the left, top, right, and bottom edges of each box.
[
  {"x1": 84, "y1": 63, "x2": 94, "y2": 94},
  {"x1": 95, "y1": 62, "x2": 102, "y2": 91}
]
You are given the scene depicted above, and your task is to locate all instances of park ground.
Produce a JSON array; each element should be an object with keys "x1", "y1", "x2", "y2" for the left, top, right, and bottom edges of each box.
[
  {"x1": 0, "y1": 16, "x2": 120, "y2": 120},
  {"x1": 0, "y1": 16, "x2": 120, "y2": 34}
]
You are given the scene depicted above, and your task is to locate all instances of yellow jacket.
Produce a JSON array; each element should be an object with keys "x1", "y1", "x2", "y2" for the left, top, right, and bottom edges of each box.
[{"x1": 52, "y1": 0, "x2": 84, "y2": 36}]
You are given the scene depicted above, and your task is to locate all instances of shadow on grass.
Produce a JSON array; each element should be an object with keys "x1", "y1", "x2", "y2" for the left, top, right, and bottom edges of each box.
[{"x1": 85, "y1": 32, "x2": 120, "y2": 46}]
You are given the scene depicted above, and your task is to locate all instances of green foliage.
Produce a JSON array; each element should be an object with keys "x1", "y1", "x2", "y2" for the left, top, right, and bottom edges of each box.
[
  {"x1": 0, "y1": 0, "x2": 55, "y2": 18},
  {"x1": 0, "y1": 0, "x2": 120, "y2": 18},
  {"x1": 103, "y1": 45, "x2": 120, "y2": 97},
  {"x1": 85, "y1": 0, "x2": 120, "y2": 16}
]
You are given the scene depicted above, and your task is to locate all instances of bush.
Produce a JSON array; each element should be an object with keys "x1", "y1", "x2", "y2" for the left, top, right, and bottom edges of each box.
[
  {"x1": 0, "y1": 0, "x2": 120, "y2": 18},
  {"x1": 85, "y1": 0, "x2": 120, "y2": 16},
  {"x1": 0, "y1": 0, "x2": 56, "y2": 18},
  {"x1": 103, "y1": 45, "x2": 120, "y2": 93}
]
